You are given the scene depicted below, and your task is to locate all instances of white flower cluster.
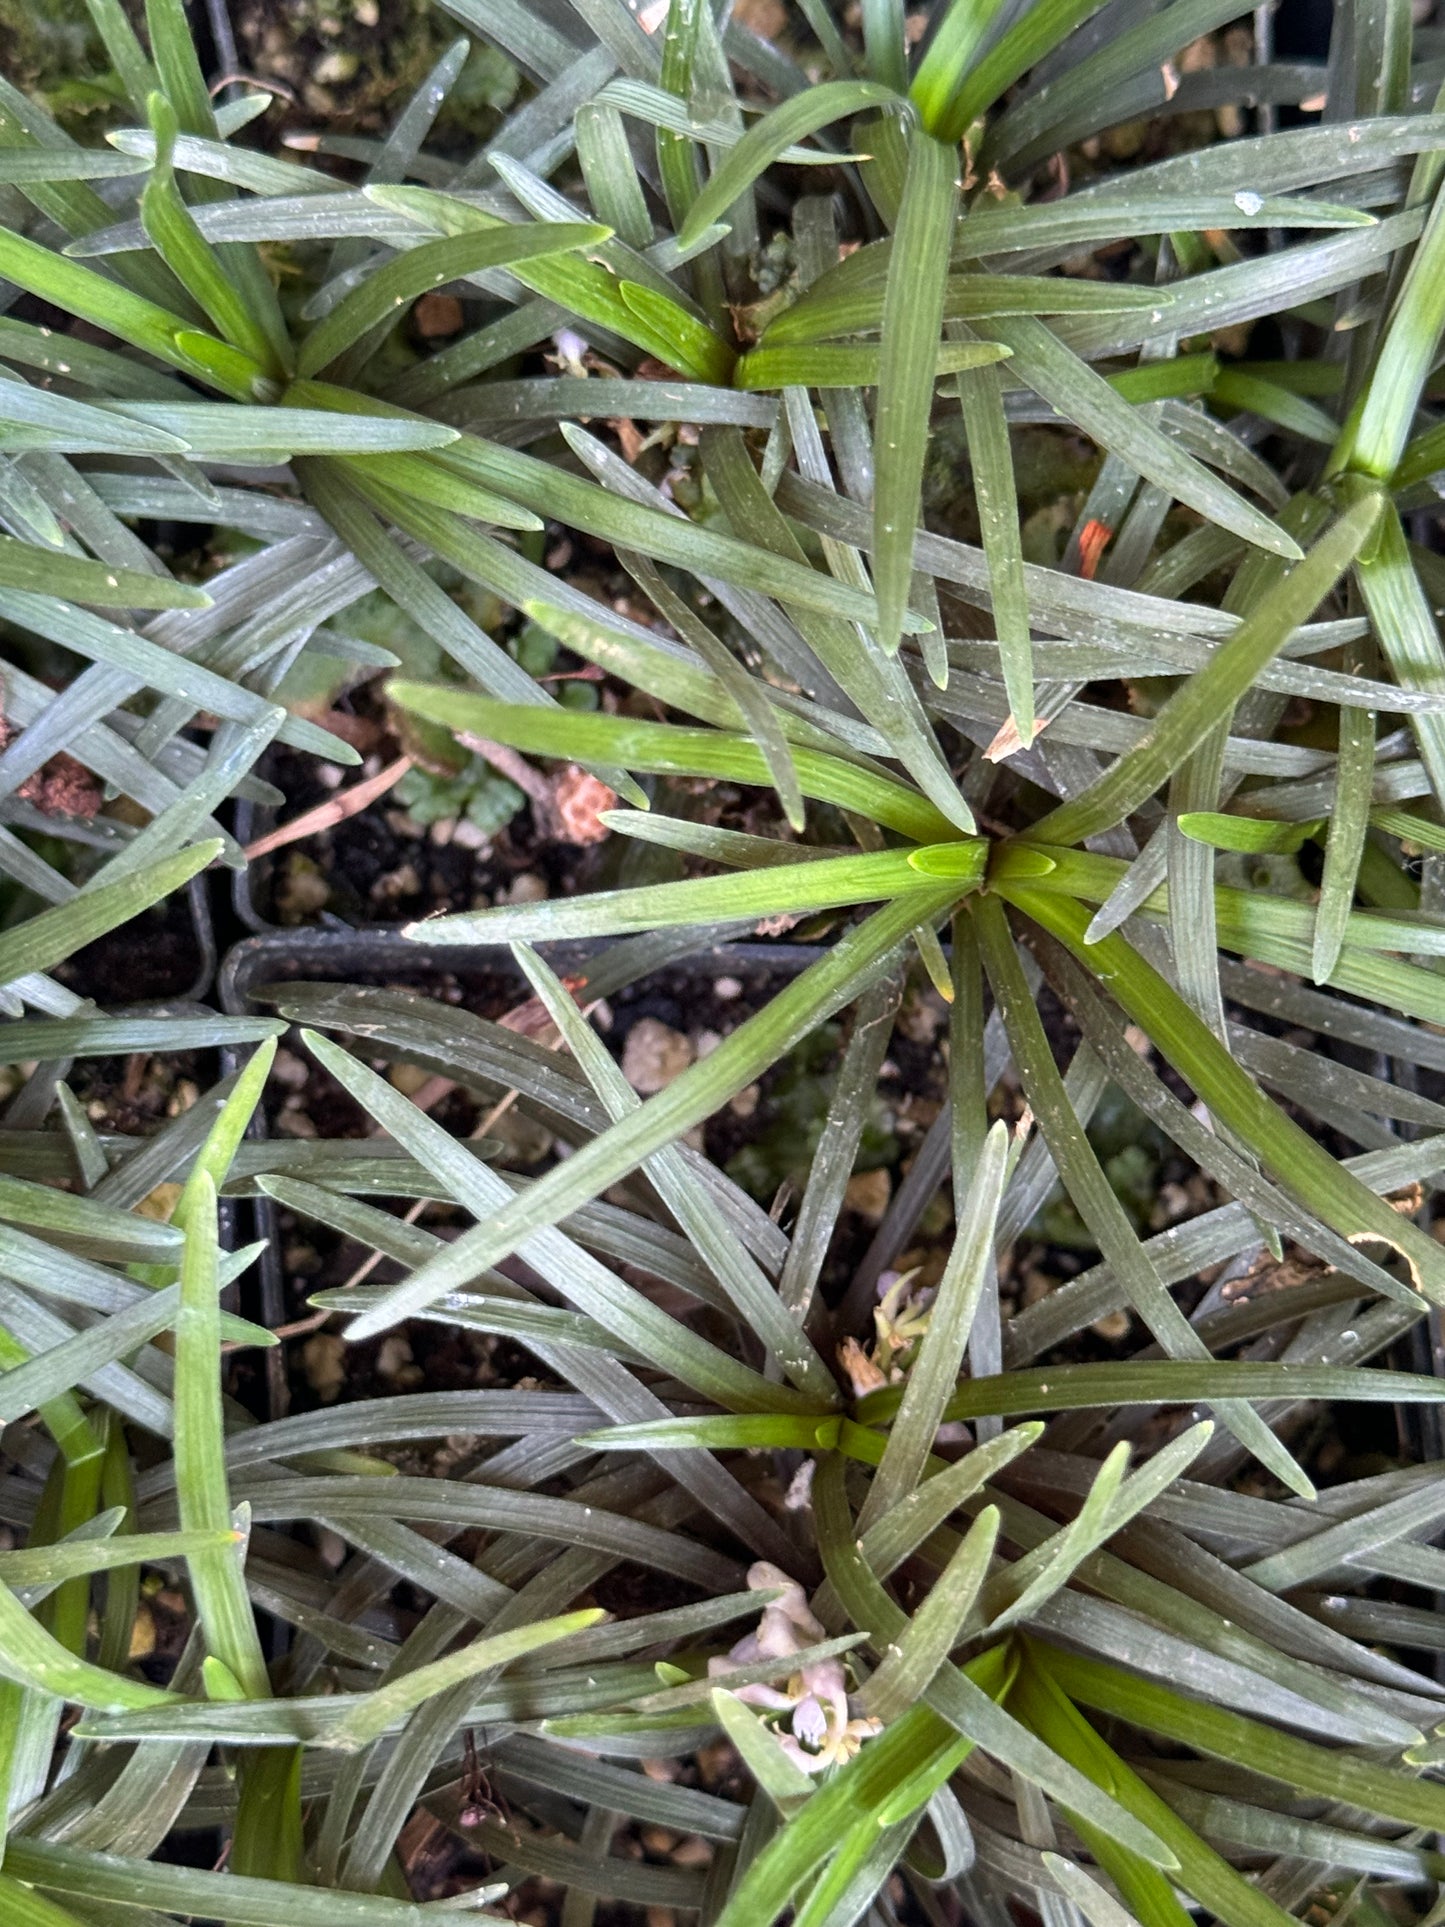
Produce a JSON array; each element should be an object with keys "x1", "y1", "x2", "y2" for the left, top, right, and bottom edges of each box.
[{"x1": 709, "y1": 1562, "x2": 883, "y2": 1774}]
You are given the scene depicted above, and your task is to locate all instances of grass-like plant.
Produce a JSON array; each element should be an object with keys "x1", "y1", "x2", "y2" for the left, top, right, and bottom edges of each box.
[{"x1": 4, "y1": 0, "x2": 1445, "y2": 1920}]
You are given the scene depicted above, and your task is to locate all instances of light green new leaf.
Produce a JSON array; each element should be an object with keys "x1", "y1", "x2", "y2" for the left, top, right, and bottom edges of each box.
[
  {"x1": 0, "y1": 841, "x2": 219, "y2": 990},
  {"x1": 1043, "y1": 1645, "x2": 1445, "y2": 1833},
  {"x1": 297, "y1": 222, "x2": 611, "y2": 380},
  {"x1": 405, "y1": 846, "x2": 971, "y2": 944},
  {"x1": 331, "y1": 1609, "x2": 604, "y2": 1748},
  {"x1": 386, "y1": 684, "x2": 961, "y2": 843},
  {"x1": 0, "y1": 535, "x2": 209, "y2": 608},
  {"x1": 140, "y1": 93, "x2": 281, "y2": 377},
  {"x1": 678, "y1": 81, "x2": 899, "y2": 249},
  {"x1": 909, "y1": 0, "x2": 1011, "y2": 137},
  {"x1": 1009, "y1": 1651, "x2": 1286, "y2": 1927},
  {"x1": 174, "y1": 1176, "x2": 269, "y2": 1700},
  {"x1": 1354, "y1": 495, "x2": 1445, "y2": 806},
  {"x1": 940, "y1": 0, "x2": 1111, "y2": 136},
  {"x1": 736, "y1": 338, "x2": 1009, "y2": 389},
  {"x1": 1348, "y1": 173, "x2": 1445, "y2": 479},
  {"x1": 0, "y1": 1575, "x2": 175, "y2": 1711},
  {"x1": 1176, "y1": 812, "x2": 1323, "y2": 854}
]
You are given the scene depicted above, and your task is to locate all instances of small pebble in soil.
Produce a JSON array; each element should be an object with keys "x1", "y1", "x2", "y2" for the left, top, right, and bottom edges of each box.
[
  {"x1": 843, "y1": 1168, "x2": 891, "y2": 1224},
  {"x1": 729, "y1": 1083, "x2": 760, "y2": 1119},
  {"x1": 1091, "y1": 1309, "x2": 1131, "y2": 1340},
  {"x1": 129, "y1": 1605, "x2": 158, "y2": 1662},
  {"x1": 371, "y1": 862, "x2": 422, "y2": 904},
  {"x1": 317, "y1": 1529, "x2": 348, "y2": 1571},
  {"x1": 622, "y1": 1018, "x2": 694, "y2": 1094},
  {"x1": 376, "y1": 1334, "x2": 420, "y2": 1385},
  {"x1": 413, "y1": 292, "x2": 463, "y2": 338},
  {"x1": 272, "y1": 1049, "x2": 310, "y2": 1089},
  {"x1": 1021, "y1": 1267, "x2": 1054, "y2": 1307},
  {"x1": 276, "y1": 1098, "x2": 318, "y2": 1137},
  {"x1": 303, "y1": 1332, "x2": 347, "y2": 1402}
]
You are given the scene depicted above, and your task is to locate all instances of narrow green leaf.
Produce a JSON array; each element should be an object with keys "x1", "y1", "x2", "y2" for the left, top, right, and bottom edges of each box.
[
  {"x1": 576, "y1": 101, "x2": 653, "y2": 249},
  {"x1": 1026, "y1": 494, "x2": 1379, "y2": 847},
  {"x1": 695, "y1": 420, "x2": 973, "y2": 831},
  {"x1": 1041, "y1": 1645, "x2": 1445, "y2": 1834},
  {"x1": 1008, "y1": 1651, "x2": 1280, "y2": 1927},
  {"x1": 0, "y1": 224, "x2": 199, "y2": 371},
  {"x1": 982, "y1": 884, "x2": 1445, "y2": 1307},
  {"x1": 583, "y1": 1415, "x2": 840, "y2": 1451},
  {"x1": 299, "y1": 1030, "x2": 816, "y2": 1416},
  {"x1": 874, "y1": 129, "x2": 959, "y2": 652},
  {"x1": 386, "y1": 685, "x2": 963, "y2": 843},
  {"x1": 1354, "y1": 494, "x2": 1445, "y2": 806},
  {"x1": 973, "y1": 893, "x2": 1312, "y2": 1497},
  {"x1": 957, "y1": 352, "x2": 1033, "y2": 746},
  {"x1": 297, "y1": 223, "x2": 612, "y2": 381},
  {"x1": 767, "y1": 267, "x2": 1164, "y2": 346},
  {"x1": 175, "y1": 1176, "x2": 269, "y2": 1698},
  {"x1": 711, "y1": 1688, "x2": 815, "y2": 1814},
  {"x1": 332, "y1": 1609, "x2": 605, "y2": 1748},
  {"x1": 0, "y1": 841, "x2": 218, "y2": 989},
  {"x1": 977, "y1": 316, "x2": 1300, "y2": 562},
  {"x1": 345, "y1": 892, "x2": 954, "y2": 1341},
  {"x1": 82, "y1": 0, "x2": 156, "y2": 110},
  {"x1": 858, "y1": 1122, "x2": 1010, "y2": 1528},
  {"x1": 0, "y1": 1572, "x2": 174, "y2": 1711},
  {"x1": 1313, "y1": 645, "x2": 1375, "y2": 983},
  {"x1": 814, "y1": 1457, "x2": 1175, "y2": 1866},
  {"x1": 618, "y1": 279, "x2": 736, "y2": 383},
  {"x1": 335, "y1": 451, "x2": 542, "y2": 533},
  {"x1": 984, "y1": 1422, "x2": 1212, "y2": 1633},
  {"x1": 110, "y1": 396, "x2": 459, "y2": 456},
  {"x1": 909, "y1": 0, "x2": 1011, "y2": 137},
  {"x1": 736, "y1": 338, "x2": 1008, "y2": 389},
  {"x1": 1348, "y1": 174, "x2": 1445, "y2": 478},
  {"x1": 678, "y1": 81, "x2": 898, "y2": 249},
  {"x1": 1177, "y1": 812, "x2": 1324, "y2": 854},
  {"x1": 2, "y1": 1837, "x2": 482, "y2": 1925},
  {"x1": 622, "y1": 550, "x2": 806, "y2": 830},
  {"x1": 0, "y1": 1528, "x2": 237, "y2": 1590},
  {"x1": 854, "y1": 1357, "x2": 1445, "y2": 1426},
  {"x1": 940, "y1": 0, "x2": 1110, "y2": 136},
  {"x1": 0, "y1": 536, "x2": 208, "y2": 608},
  {"x1": 514, "y1": 943, "x2": 838, "y2": 1402},
  {"x1": 139, "y1": 93, "x2": 281, "y2": 376},
  {"x1": 862, "y1": 1507, "x2": 1000, "y2": 1724},
  {"x1": 403, "y1": 846, "x2": 964, "y2": 944},
  {"x1": 363, "y1": 183, "x2": 731, "y2": 380}
]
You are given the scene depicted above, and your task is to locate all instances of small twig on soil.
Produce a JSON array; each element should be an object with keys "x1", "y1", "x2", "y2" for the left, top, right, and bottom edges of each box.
[
  {"x1": 456, "y1": 734, "x2": 553, "y2": 809},
  {"x1": 242, "y1": 754, "x2": 414, "y2": 860},
  {"x1": 208, "y1": 72, "x2": 298, "y2": 102}
]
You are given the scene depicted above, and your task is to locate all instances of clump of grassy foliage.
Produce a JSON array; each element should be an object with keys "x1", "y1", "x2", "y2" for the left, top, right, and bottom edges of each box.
[{"x1": 5, "y1": 0, "x2": 1445, "y2": 1920}]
